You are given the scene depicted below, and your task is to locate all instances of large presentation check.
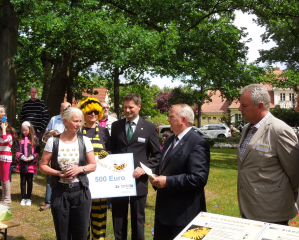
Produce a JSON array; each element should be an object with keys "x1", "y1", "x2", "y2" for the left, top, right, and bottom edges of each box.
[{"x1": 88, "y1": 153, "x2": 137, "y2": 199}]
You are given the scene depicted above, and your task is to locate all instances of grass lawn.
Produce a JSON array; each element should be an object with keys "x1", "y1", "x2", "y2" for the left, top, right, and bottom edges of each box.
[{"x1": 7, "y1": 148, "x2": 299, "y2": 239}]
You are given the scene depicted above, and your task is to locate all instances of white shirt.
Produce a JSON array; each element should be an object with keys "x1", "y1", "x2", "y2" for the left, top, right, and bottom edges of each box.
[
  {"x1": 44, "y1": 136, "x2": 93, "y2": 183},
  {"x1": 163, "y1": 127, "x2": 192, "y2": 161},
  {"x1": 46, "y1": 114, "x2": 65, "y2": 133}
]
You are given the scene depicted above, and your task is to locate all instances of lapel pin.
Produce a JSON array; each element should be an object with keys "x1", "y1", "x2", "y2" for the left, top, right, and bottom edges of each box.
[{"x1": 265, "y1": 126, "x2": 268, "y2": 130}]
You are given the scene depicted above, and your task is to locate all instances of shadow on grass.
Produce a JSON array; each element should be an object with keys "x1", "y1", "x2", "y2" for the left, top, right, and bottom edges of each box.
[
  {"x1": 210, "y1": 158, "x2": 238, "y2": 170},
  {"x1": 11, "y1": 193, "x2": 45, "y2": 205},
  {"x1": 145, "y1": 202, "x2": 155, "y2": 211},
  {"x1": 7, "y1": 236, "x2": 27, "y2": 240},
  {"x1": 32, "y1": 173, "x2": 47, "y2": 187}
]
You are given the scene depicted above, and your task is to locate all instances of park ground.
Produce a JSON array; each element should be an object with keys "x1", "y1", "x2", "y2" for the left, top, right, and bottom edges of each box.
[{"x1": 6, "y1": 148, "x2": 299, "y2": 239}]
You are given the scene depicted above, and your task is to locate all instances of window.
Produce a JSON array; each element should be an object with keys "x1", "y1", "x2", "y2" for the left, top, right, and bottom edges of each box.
[
  {"x1": 289, "y1": 93, "x2": 294, "y2": 101},
  {"x1": 280, "y1": 93, "x2": 285, "y2": 101},
  {"x1": 202, "y1": 117, "x2": 206, "y2": 120},
  {"x1": 208, "y1": 117, "x2": 211, "y2": 120},
  {"x1": 213, "y1": 117, "x2": 216, "y2": 120}
]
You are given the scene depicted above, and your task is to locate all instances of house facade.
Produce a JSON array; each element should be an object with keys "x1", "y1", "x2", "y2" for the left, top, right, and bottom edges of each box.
[{"x1": 200, "y1": 68, "x2": 296, "y2": 127}]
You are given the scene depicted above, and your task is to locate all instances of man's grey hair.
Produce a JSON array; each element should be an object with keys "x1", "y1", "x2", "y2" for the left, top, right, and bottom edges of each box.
[
  {"x1": 174, "y1": 104, "x2": 194, "y2": 127},
  {"x1": 241, "y1": 84, "x2": 270, "y2": 110}
]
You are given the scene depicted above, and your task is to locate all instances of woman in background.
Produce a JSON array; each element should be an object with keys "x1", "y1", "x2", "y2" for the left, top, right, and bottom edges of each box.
[{"x1": 78, "y1": 97, "x2": 111, "y2": 240}]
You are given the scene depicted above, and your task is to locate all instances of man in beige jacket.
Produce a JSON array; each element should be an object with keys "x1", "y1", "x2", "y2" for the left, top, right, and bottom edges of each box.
[{"x1": 237, "y1": 84, "x2": 299, "y2": 225}]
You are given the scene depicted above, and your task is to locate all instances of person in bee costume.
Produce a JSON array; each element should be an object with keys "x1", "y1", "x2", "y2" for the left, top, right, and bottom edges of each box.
[{"x1": 78, "y1": 97, "x2": 112, "y2": 240}]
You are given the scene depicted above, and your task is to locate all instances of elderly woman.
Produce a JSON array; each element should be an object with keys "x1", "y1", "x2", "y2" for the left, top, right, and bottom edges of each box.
[
  {"x1": 40, "y1": 107, "x2": 96, "y2": 240},
  {"x1": 78, "y1": 97, "x2": 111, "y2": 240}
]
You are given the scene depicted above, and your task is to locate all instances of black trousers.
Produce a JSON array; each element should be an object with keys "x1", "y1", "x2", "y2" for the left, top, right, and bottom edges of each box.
[
  {"x1": 153, "y1": 218, "x2": 185, "y2": 240},
  {"x1": 51, "y1": 183, "x2": 91, "y2": 240},
  {"x1": 20, "y1": 172, "x2": 33, "y2": 199},
  {"x1": 111, "y1": 195, "x2": 147, "y2": 240}
]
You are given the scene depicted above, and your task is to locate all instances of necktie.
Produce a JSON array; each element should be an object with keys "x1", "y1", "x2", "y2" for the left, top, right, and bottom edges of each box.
[
  {"x1": 240, "y1": 125, "x2": 258, "y2": 159},
  {"x1": 162, "y1": 136, "x2": 178, "y2": 170},
  {"x1": 127, "y1": 121, "x2": 134, "y2": 142}
]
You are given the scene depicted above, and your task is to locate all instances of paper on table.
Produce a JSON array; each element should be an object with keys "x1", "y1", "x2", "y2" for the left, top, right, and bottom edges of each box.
[{"x1": 140, "y1": 162, "x2": 155, "y2": 179}]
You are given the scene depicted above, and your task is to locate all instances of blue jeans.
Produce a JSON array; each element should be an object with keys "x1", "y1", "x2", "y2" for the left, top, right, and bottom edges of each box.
[{"x1": 44, "y1": 175, "x2": 52, "y2": 206}]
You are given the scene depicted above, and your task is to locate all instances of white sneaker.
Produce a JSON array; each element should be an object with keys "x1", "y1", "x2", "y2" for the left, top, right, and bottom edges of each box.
[
  {"x1": 20, "y1": 199, "x2": 26, "y2": 206},
  {"x1": 25, "y1": 199, "x2": 32, "y2": 206}
]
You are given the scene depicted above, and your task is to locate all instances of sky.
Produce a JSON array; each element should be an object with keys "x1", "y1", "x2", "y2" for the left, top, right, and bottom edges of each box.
[{"x1": 115, "y1": 11, "x2": 282, "y2": 89}]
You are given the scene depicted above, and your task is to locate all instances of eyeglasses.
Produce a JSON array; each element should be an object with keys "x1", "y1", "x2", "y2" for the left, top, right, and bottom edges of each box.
[{"x1": 87, "y1": 110, "x2": 99, "y2": 115}]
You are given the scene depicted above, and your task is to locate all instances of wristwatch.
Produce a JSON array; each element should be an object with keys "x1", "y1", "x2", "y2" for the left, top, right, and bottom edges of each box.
[{"x1": 83, "y1": 166, "x2": 86, "y2": 173}]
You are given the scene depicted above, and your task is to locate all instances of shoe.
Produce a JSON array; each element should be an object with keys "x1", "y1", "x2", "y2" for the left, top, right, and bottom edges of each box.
[
  {"x1": 40, "y1": 204, "x2": 50, "y2": 211},
  {"x1": 20, "y1": 199, "x2": 26, "y2": 206},
  {"x1": 25, "y1": 199, "x2": 32, "y2": 206}
]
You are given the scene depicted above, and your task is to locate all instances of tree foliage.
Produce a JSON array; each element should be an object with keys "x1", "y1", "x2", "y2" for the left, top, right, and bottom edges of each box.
[
  {"x1": 270, "y1": 108, "x2": 299, "y2": 128},
  {"x1": 153, "y1": 91, "x2": 173, "y2": 114}
]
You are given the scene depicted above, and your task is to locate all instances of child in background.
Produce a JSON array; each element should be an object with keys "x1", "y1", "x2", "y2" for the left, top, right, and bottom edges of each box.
[
  {"x1": 160, "y1": 131, "x2": 172, "y2": 151},
  {"x1": 0, "y1": 121, "x2": 17, "y2": 205},
  {"x1": 15, "y1": 121, "x2": 40, "y2": 206},
  {"x1": 0, "y1": 107, "x2": 6, "y2": 123}
]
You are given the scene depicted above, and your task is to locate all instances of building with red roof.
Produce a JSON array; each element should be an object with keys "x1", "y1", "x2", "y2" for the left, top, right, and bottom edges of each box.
[{"x1": 200, "y1": 68, "x2": 296, "y2": 127}]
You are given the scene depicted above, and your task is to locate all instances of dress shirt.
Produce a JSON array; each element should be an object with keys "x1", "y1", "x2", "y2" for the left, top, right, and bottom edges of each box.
[
  {"x1": 45, "y1": 114, "x2": 65, "y2": 133},
  {"x1": 163, "y1": 127, "x2": 192, "y2": 160},
  {"x1": 125, "y1": 115, "x2": 139, "y2": 135}
]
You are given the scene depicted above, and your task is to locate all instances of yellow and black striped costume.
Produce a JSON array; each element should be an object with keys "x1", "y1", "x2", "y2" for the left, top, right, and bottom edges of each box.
[{"x1": 83, "y1": 123, "x2": 109, "y2": 240}]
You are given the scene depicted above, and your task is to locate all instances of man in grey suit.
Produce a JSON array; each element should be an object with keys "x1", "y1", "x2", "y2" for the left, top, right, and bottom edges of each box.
[{"x1": 237, "y1": 84, "x2": 299, "y2": 225}]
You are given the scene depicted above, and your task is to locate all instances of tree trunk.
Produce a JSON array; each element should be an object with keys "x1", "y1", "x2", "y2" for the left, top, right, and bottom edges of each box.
[
  {"x1": 67, "y1": 77, "x2": 74, "y2": 104},
  {"x1": 0, "y1": 0, "x2": 19, "y2": 127},
  {"x1": 46, "y1": 51, "x2": 72, "y2": 119},
  {"x1": 197, "y1": 86, "x2": 205, "y2": 127},
  {"x1": 197, "y1": 103, "x2": 202, "y2": 127},
  {"x1": 41, "y1": 50, "x2": 52, "y2": 102},
  {"x1": 113, "y1": 68, "x2": 120, "y2": 118}
]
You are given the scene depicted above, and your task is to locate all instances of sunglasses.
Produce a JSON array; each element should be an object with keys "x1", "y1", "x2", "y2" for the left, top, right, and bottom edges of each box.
[{"x1": 87, "y1": 110, "x2": 99, "y2": 115}]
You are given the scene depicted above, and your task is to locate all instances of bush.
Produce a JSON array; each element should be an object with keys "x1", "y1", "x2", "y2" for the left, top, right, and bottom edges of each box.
[
  {"x1": 150, "y1": 113, "x2": 169, "y2": 126},
  {"x1": 270, "y1": 108, "x2": 299, "y2": 127},
  {"x1": 214, "y1": 137, "x2": 240, "y2": 143},
  {"x1": 205, "y1": 138, "x2": 215, "y2": 148}
]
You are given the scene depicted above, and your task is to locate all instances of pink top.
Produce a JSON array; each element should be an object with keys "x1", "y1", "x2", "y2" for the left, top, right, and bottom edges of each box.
[
  {"x1": 15, "y1": 136, "x2": 40, "y2": 173},
  {"x1": 98, "y1": 119, "x2": 108, "y2": 128}
]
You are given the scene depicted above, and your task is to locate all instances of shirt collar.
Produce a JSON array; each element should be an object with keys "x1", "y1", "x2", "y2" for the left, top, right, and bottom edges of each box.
[
  {"x1": 177, "y1": 127, "x2": 192, "y2": 140},
  {"x1": 126, "y1": 115, "x2": 139, "y2": 125},
  {"x1": 253, "y1": 112, "x2": 271, "y2": 130}
]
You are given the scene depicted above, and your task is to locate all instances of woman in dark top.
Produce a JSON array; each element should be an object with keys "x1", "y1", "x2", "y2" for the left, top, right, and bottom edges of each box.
[{"x1": 78, "y1": 97, "x2": 111, "y2": 240}]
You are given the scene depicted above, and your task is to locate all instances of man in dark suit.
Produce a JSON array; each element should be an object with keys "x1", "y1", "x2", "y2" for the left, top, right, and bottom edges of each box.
[
  {"x1": 111, "y1": 93, "x2": 161, "y2": 240},
  {"x1": 150, "y1": 104, "x2": 210, "y2": 240}
]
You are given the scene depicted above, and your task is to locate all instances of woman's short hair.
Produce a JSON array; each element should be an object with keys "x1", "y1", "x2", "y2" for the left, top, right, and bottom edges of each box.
[
  {"x1": 241, "y1": 84, "x2": 270, "y2": 110},
  {"x1": 175, "y1": 104, "x2": 194, "y2": 127},
  {"x1": 77, "y1": 97, "x2": 103, "y2": 121},
  {"x1": 62, "y1": 107, "x2": 84, "y2": 123}
]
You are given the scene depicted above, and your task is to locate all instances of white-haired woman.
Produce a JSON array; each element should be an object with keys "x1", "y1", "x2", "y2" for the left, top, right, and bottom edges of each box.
[{"x1": 40, "y1": 107, "x2": 96, "y2": 240}]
